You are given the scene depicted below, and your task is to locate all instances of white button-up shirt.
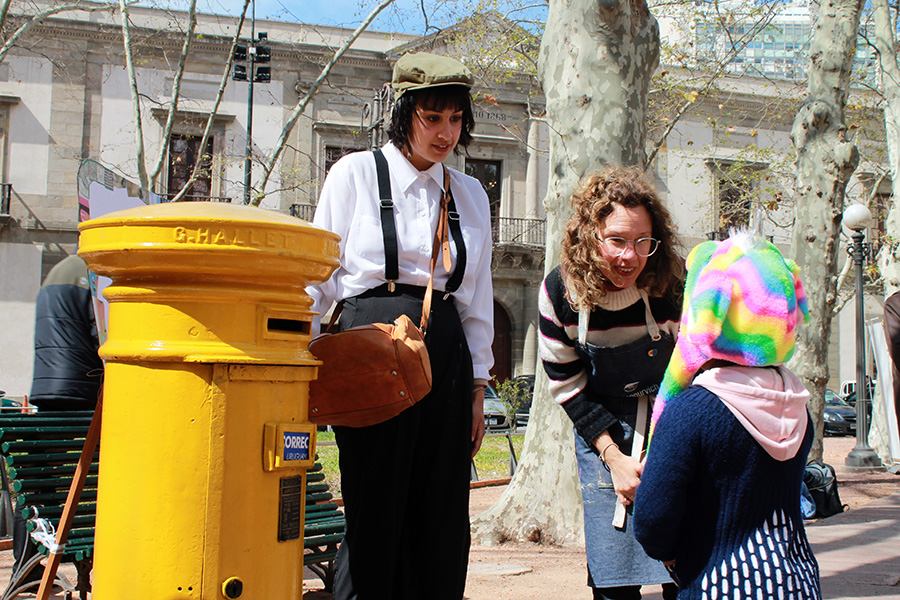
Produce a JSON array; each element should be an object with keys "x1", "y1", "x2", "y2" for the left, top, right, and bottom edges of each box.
[{"x1": 307, "y1": 142, "x2": 495, "y2": 380}]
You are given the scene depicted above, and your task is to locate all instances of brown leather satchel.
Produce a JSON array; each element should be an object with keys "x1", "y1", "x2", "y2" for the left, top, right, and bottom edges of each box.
[
  {"x1": 307, "y1": 313, "x2": 432, "y2": 427},
  {"x1": 307, "y1": 162, "x2": 454, "y2": 428}
]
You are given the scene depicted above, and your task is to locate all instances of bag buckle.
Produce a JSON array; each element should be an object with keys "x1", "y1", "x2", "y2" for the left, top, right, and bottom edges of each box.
[{"x1": 388, "y1": 281, "x2": 396, "y2": 292}]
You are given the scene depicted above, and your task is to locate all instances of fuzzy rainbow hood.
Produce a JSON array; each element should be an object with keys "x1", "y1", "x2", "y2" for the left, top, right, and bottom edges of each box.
[{"x1": 650, "y1": 231, "x2": 809, "y2": 432}]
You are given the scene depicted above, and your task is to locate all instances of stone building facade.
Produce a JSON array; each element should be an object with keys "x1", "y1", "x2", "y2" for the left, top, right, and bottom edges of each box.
[
  {"x1": 0, "y1": 3, "x2": 548, "y2": 397},
  {"x1": 0, "y1": 2, "x2": 887, "y2": 398}
]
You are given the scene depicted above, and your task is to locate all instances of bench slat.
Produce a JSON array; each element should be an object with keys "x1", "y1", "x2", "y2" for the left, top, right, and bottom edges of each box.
[
  {"x1": 21, "y1": 502, "x2": 97, "y2": 521},
  {"x1": 5, "y1": 451, "x2": 100, "y2": 469},
  {"x1": 8, "y1": 463, "x2": 100, "y2": 479},
  {"x1": 2, "y1": 439, "x2": 92, "y2": 453},
  {"x1": 13, "y1": 475, "x2": 99, "y2": 493}
]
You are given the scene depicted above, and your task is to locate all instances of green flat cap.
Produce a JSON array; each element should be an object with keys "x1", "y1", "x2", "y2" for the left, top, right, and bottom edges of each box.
[{"x1": 392, "y1": 52, "x2": 473, "y2": 100}]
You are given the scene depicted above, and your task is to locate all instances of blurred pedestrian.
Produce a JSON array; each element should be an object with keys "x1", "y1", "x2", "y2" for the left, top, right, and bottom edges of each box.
[
  {"x1": 29, "y1": 254, "x2": 103, "y2": 410},
  {"x1": 634, "y1": 231, "x2": 820, "y2": 599},
  {"x1": 12, "y1": 253, "x2": 102, "y2": 585}
]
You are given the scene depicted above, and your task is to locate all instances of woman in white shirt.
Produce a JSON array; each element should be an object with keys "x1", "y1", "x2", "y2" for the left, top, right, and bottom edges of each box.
[{"x1": 308, "y1": 52, "x2": 494, "y2": 600}]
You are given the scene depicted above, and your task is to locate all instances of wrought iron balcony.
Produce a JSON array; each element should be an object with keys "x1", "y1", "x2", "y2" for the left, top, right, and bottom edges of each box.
[
  {"x1": 290, "y1": 203, "x2": 316, "y2": 221},
  {"x1": 162, "y1": 193, "x2": 232, "y2": 203},
  {"x1": 493, "y1": 217, "x2": 545, "y2": 248},
  {"x1": 288, "y1": 203, "x2": 547, "y2": 249},
  {"x1": 0, "y1": 183, "x2": 11, "y2": 223}
]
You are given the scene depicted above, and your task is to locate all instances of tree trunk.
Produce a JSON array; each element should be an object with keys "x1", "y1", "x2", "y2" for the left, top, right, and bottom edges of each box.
[
  {"x1": 471, "y1": 0, "x2": 659, "y2": 546},
  {"x1": 873, "y1": 0, "x2": 900, "y2": 296},
  {"x1": 788, "y1": 0, "x2": 862, "y2": 462}
]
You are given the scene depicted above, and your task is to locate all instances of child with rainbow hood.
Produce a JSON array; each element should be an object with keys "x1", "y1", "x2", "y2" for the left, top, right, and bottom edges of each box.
[{"x1": 633, "y1": 230, "x2": 821, "y2": 600}]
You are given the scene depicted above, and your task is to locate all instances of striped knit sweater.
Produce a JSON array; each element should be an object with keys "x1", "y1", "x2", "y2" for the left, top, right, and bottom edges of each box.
[
  {"x1": 633, "y1": 385, "x2": 820, "y2": 600},
  {"x1": 538, "y1": 265, "x2": 681, "y2": 446}
]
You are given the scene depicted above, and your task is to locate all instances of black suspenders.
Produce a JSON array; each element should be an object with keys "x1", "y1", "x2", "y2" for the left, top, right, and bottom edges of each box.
[
  {"x1": 372, "y1": 149, "x2": 466, "y2": 293},
  {"x1": 445, "y1": 191, "x2": 466, "y2": 293},
  {"x1": 373, "y1": 149, "x2": 399, "y2": 287}
]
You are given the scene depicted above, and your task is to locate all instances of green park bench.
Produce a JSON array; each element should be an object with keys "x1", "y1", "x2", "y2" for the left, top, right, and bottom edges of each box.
[
  {"x1": 0, "y1": 411, "x2": 96, "y2": 600},
  {"x1": 303, "y1": 461, "x2": 345, "y2": 592},
  {"x1": 0, "y1": 411, "x2": 345, "y2": 598}
]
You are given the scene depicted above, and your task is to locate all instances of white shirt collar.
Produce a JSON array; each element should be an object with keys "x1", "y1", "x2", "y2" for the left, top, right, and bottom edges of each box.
[{"x1": 383, "y1": 143, "x2": 447, "y2": 193}]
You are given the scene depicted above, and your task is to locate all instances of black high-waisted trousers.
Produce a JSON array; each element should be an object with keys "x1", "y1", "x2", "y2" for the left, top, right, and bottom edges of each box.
[{"x1": 332, "y1": 284, "x2": 474, "y2": 600}]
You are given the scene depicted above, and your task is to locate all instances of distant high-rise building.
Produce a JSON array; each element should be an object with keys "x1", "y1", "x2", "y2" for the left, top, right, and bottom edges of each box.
[{"x1": 658, "y1": 0, "x2": 875, "y2": 83}]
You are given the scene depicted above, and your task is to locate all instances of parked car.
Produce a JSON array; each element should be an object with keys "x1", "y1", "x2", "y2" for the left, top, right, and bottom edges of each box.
[
  {"x1": 512, "y1": 374, "x2": 535, "y2": 428},
  {"x1": 841, "y1": 388, "x2": 873, "y2": 420},
  {"x1": 840, "y1": 378, "x2": 875, "y2": 402},
  {"x1": 483, "y1": 385, "x2": 511, "y2": 431},
  {"x1": 823, "y1": 389, "x2": 856, "y2": 436}
]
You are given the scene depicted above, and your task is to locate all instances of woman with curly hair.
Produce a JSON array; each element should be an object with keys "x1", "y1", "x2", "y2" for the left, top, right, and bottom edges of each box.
[{"x1": 538, "y1": 167, "x2": 684, "y2": 600}]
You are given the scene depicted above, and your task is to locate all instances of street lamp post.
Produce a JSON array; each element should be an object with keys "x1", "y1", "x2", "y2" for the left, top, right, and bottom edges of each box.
[
  {"x1": 232, "y1": 0, "x2": 271, "y2": 205},
  {"x1": 843, "y1": 203, "x2": 882, "y2": 470}
]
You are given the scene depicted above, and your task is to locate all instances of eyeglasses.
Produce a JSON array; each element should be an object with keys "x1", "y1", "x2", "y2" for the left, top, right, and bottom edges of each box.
[{"x1": 595, "y1": 235, "x2": 660, "y2": 257}]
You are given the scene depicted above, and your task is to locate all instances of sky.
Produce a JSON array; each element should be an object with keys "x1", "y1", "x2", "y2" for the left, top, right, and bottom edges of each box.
[{"x1": 191, "y1": 0, "x2": 456, "y2": 35}]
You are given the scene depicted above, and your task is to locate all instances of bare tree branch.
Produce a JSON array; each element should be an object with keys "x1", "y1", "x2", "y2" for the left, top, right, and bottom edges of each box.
[
  {"x1": 646, "y1": 3, "x2": 779, "y2": 165},
  {"x1": 148, "y1": 0, "x2": 198, "y2": 188},
  {"x1": 0, "y1": 0, "x2": 13, "y2": 35},
  {"x1": 0, "y1": 1, "x2": 112, "y2": 65},
  {"x1": 252, "y1": 0, "x2": 395, "y2": 205},
  {"x1": 169, "y1": 0, "x2": 251, "y2": 202},
  {"x1": 119, "y1": 0, "x2": 149, "y2": 189}
]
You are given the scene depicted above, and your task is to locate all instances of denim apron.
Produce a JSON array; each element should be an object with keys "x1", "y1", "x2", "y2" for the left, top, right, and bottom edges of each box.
[{"x1": 574, "y1": 290, "x2": 675, "y2": 588}]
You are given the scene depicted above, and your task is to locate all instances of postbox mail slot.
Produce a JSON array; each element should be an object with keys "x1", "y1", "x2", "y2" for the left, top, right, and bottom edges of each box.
[
  {"x1": 267, "y1": 317, "x2": 311, "y2": 336},
  {"x1": 261, "y1": 307, "x2": 314, "y2": 343},
  {"x1": 263, "y1": 423, "x2": 317, "y2": 472}
]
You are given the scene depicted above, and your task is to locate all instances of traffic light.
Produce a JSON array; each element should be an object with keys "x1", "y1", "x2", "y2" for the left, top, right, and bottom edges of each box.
[
  {"x1": 254, "y1": 66, "x2": 271, "y2": 83},
  {"x1": 232, "y1": 33, "x2": 271, "y2": 84}
]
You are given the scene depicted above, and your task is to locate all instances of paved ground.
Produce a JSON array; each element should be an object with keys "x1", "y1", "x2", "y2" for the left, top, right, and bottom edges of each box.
[{"x1": 1, "y1": 438, "x2": 897, "y2": 599}]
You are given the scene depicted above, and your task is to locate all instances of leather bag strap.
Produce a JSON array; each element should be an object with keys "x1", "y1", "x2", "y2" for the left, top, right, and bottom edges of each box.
[{"x1": 421, "y1": 167, "x2": 453, "y2": 331}]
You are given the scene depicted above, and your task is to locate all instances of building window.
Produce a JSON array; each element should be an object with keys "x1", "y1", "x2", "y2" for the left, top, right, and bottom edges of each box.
[
  {"x1": 465, "y1": 159, "x2": 502, "y2": 238},
  {"x1": 857, "y1": 172, "x2": 892, "y2": 249},
  {"x1": 0, "y1": 105, "x2": 9, "y2": 184},
  {"x1": 872, "y1": 192, "x2": 891, "y2": 248},
  {"x1": 325, "y1": 146, "x2": 364, "y2": 178},
  {"x1": 708, "y1": 161, "x2": 763, "y2": 239},
  {"x1": 167, "y1": 134, "x2": 214, "y2": 201}
]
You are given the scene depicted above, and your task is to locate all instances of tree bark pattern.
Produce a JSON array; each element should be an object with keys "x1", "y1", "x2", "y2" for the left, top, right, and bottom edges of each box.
[
  {"x1": 789, "y1": 0, "x2": 862, "y2": 461},
  {"x1": 471, "y1": 0, "x2": 658, "y2": 546},
  {"x1": 873, "y1": 0, "x2": 900, "y2": 295}
]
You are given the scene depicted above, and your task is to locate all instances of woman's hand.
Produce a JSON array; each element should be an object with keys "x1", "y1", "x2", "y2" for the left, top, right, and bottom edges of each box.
[
  {"x1": 471, "y1": 388, "x2": 486, "y2": 457},
  {"x1": 593, "y1": 434, "x2": 642, "y2": 505},
  {"x1": 606, "y1": 449, "x2": 643, "y2": 505}
]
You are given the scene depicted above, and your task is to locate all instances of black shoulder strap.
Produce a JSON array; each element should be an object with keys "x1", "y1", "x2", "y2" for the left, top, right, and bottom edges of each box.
[
  {"x1": 445, "y1": 186, "x2": 466, "y2": 293},
  {"x1": 373, "y1": 150, "x2": 399, "y2": 286}
]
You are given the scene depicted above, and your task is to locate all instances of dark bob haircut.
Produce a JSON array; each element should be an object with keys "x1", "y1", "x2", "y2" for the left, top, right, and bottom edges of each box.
[{"x1": 386, "y1": 85, "x2": 475, "y2": 155}]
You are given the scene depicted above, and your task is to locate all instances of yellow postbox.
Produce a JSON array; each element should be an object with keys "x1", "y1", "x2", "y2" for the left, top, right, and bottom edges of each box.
[{"x1": 77, "y1": 202, "x2": 339, "y2": 599}]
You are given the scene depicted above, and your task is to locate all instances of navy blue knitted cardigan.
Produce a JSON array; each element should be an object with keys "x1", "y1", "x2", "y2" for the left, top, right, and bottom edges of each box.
[{"x1": 634, "y1": 386, "x2": 820, "y2": 599}]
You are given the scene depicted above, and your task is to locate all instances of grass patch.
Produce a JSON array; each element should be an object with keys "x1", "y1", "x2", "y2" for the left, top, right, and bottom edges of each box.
[{"x1": 314, "y1": 430, "x2": 525, "y2": 497}]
